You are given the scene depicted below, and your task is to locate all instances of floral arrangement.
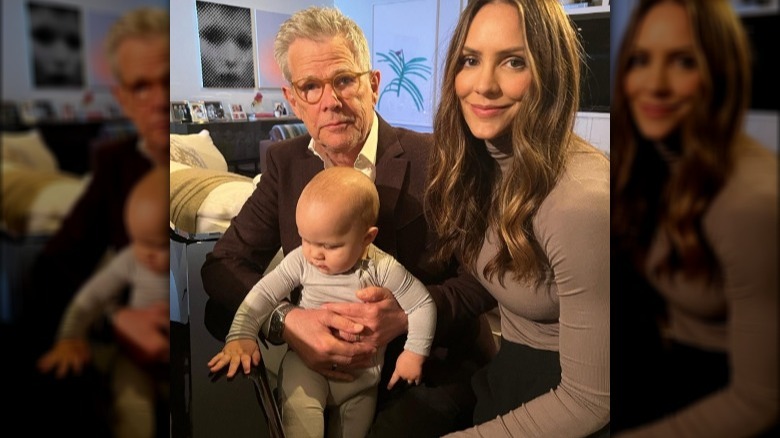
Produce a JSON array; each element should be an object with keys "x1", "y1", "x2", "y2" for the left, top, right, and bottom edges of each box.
[
  {"x1": 251, "y1": 91, "x2": 263, "y2": 111},
  {"x1": 82, "y1": 90, "x2": 94, "y2": 106}
]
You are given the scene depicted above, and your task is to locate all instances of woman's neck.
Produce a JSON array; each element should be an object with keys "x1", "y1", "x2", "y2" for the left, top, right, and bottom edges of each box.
[
  {"x1": 652, "y1": 131, "x2": 683, "y2": 169},
  {"x1": 485, "y1": 138, "x2": 513, "y2": 174}
]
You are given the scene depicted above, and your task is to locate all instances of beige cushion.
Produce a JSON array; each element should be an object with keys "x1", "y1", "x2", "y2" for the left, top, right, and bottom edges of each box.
[
  {"x1": 169, "y1": 129, "x2": 227, "y2": 172},
  {"x1": 1, "y1": 130, "x2": 58, "y2": 171},
  {"x1": 169, "y1": 160, "x2": 256, "y2": 234}
]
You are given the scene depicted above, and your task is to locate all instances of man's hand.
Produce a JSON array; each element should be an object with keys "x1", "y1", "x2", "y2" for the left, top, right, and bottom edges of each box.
[
  {"x1": 36, "y1": 338, "x2": 92, "y2": 379},
  {"x1": 112, "y1": 301, "x2": 170, "y2": 365},
  {"x1": 283, "y1": 307, "x2": 377, "y2": 381},
  {"x1": 207, "y1": 339, "x2": 261, "y2": 378},
  {"x1": 322, "y1": 286, "x2": 408, "y2": 348}
]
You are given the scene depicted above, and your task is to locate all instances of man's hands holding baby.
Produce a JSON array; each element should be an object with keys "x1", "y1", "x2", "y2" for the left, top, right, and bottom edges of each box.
[{"x1": 285, "y1": 286, "x2": 408, "y2": 380}]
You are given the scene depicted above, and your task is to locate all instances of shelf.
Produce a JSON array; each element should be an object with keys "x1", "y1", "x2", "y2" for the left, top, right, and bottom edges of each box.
[
  {"x1": 565, "y1": 5, "x2": 610, "y2": 18},
  {"x1": 733, "y1": 4, "x2": 778, "y2": 17}
]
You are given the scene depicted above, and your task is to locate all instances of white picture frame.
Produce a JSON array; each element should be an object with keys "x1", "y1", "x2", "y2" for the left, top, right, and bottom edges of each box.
[
  {"x1": 204, "y1": 100, "x2": 226, "y2": 121},
  {"x1": 188, "y1": 100, "x2": 209, "y2": 123},
  {"x1": 229, "y1": 103, "x2": 247, "y2": 121}
]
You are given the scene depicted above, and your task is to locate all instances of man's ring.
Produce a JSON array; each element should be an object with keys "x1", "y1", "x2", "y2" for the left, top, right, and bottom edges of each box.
[{"x1": 331, "y1": 363, "x2": 338, "y2": 371}]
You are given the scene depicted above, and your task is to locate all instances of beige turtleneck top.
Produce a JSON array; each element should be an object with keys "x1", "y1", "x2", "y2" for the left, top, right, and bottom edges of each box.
[
  {"x1": 446, "y1": 140, "x2": 611, "y2": 437},
  {"x1": 617, "y1": 136, "x2": 778, "y2": 437}
]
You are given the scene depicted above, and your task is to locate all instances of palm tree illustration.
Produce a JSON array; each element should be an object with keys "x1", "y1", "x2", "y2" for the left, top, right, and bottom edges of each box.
[{"x1": 377, "y1": 49, "x2": 432, "y2": 112}]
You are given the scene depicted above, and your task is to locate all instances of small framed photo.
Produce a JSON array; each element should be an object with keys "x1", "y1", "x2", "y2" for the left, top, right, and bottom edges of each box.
[
  {"x1": 273, "y1": 101, "x2": 289, "y2": 117},
  {"x1": 171, "y1": 101, "x2": 192, "y2": 123},
  {"x1": 19, "y1": 100, "x2": 55, "y2": 124},
  {"x1": 230, "y1": 103, "x2": 247, "y2": 121},
  {"x1": 204, "y1": 101, "x2": 226, "y2": 121},
  {"x1": 58, "y1": 103, "x2": 77, "y2": 121},
  {"x1": 1, "y1": 101, "x2": 22, "y2": 127},
  {"x1": 188, "y1": 100, "x2": 209, "y2": 123}
]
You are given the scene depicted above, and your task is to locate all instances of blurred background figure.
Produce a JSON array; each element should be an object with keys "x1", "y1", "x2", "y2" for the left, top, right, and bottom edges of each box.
[
  {"x1": 196, "y1": 0, "x2": 255, "y2": 88},
  {"x1": 611, "y1": 0, "x2": 778, "y2": 436},
  {"x1": 36, "y1": 167, "x2": 169, "y2": 438},
  {"x1": 2, "y1": 3, "x2": 169, "y2": 436},
  {"x1": 28, "y1": 1, "x2": 84, "y2": 87}
]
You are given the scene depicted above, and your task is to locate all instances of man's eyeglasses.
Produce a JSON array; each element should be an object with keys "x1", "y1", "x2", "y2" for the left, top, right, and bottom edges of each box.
[
  {"x1": 291, "y1": 70, "x2": 371, "y2": 104},
  {"x1": 121, "y1": 77, "x2": 169, "y2": 102}
]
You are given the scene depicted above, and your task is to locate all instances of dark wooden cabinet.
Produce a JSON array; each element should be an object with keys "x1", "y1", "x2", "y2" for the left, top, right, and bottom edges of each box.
[
  {"x1": 170, "y1": 117, "x2": 301, "y2": 176},
  {"x1": 35, "y1": 118, "x2": 136, "y2": 175}
]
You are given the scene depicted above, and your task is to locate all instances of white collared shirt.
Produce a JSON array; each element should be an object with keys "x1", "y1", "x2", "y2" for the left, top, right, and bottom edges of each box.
[
  {"x1": 307, "y1": 112, "x2": 378, "y2": 182},
  {"x1": 137, "y1": 139, "x2": 154, "y2": 163}
]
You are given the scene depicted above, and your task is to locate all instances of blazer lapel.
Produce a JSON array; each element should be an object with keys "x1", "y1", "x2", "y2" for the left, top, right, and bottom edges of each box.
[
  {"x1": 293, "y1": 134, "x2": 326, "y2": 178},
  {"x1": 374, "y1": 116, "x2": 409, "y2": 255}
]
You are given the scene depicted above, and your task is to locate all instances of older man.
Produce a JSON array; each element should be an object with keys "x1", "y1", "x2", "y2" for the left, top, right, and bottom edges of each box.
[{"x1": 202, "y1": 6, "x2": 497, "y2": 436}]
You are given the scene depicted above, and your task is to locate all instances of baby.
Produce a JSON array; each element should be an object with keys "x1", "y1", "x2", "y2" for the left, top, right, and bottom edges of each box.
[
  {"x1": 37, "y1": 167, "x2": 169, "y2": 438},
  {"x1": 208, "y1": 166, "x2": 436, "y2": 438}
]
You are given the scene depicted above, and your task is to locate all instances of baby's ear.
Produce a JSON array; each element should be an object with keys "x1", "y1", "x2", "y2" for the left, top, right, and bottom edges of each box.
[{"x1": 364, "y1": 226, "x2": 379, "y2": 244}]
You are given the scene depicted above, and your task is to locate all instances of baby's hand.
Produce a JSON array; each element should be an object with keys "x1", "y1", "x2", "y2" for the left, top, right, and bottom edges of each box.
[
  {"x1": 36, "y1": 338, "x2": 91, "y2": 379},
  {"x1": 388, "y1": 350, "x2": 426, "y2": 389},
  {"x1": 207, "y1": 339, "x2": 261, "y2": 378}
]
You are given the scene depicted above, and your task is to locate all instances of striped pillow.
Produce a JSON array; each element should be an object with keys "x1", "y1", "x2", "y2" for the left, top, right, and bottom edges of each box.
[{"x1": 269, "y1": 123, "x2": 307, "y2": 141}]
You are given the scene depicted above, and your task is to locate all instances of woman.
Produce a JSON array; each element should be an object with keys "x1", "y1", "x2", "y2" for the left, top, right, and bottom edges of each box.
[
  {"x1": 425, "y1": 1, "x2": 610, "y2": 436},
  {"x1": 611, "y1": 0, "x2": 778, "y2": 436}
]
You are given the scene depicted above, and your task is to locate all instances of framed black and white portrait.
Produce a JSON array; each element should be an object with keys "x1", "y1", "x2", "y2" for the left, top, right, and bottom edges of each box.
[
  {"x1": 171, "y1": 101, "x2": 192, "y2": 123},
  {"x1": 196, "y1": 1, "x2": 255, "y2": 89},
  {"x1": 26, "y1": 1, "x2": 84, "y2": 88},
  {"x1": 273, "y1": 101, "x2": 288, "y2": 117},
  {"x1": 204, "y1": 101, "x2": 226, "y2": 121}
]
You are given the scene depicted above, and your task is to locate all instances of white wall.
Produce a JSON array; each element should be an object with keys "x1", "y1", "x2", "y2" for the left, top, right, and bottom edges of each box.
[
  {"x1": 169, "y1": 0, "x2": 332, "y2": 114},
  {"x1": 338, "y1": 0, "x2": 610, "y2": 149},
  {"x1": 336, "y1": 0, "x2": 465, "y2": 132},
  {"x1": 170, "y1": 0, "x2": 461, "y2": 129},
  {"x1": 1, "y1": 0, "x2": 167, "y2": 111}
]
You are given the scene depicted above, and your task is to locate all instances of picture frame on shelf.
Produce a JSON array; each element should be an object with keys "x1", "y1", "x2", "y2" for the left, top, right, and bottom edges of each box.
[
  {"x1": 171, "y1": 101, "x2": 192, "y2": 123},
  {"x1": 1, "y1": 101, "x2": 22, "y2": 127},
  {"x1": 273, "y1": 101, "x2": 288, "y2": 117},
  {"x1": 188, "y1": 100, "x2": 209, "y2": 123},
  {"x1": 204, "y1": 101, "x2": 226, "y2": 121},
  {"x1": 58, "y1": 103, "x2": 78, "y2": 121},
  {"x1": 230, "y1": 103, "x2": 247, "y2": 121},
  {"x1": 19, "y1": 100, "x2": 55, "y2": 124}
]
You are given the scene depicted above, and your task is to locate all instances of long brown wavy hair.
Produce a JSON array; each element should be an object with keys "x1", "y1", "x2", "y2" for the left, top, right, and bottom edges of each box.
[
  {"x1": 425, "y1": 0, "x2": 583, "y2": 284},
  {"x1": 611, "y1": 0, "x2": 751, "y2": 280}
]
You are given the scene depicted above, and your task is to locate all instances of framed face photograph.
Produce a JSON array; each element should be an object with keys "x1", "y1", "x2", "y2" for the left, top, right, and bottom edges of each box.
[
  {"x1": 171, "y1": 101, "x2": 192, "y2": 123},
  {"x1": 204, "y1": 101, "x2": 226, "y2": 121},
  {"x1": 196, "y1": 1, "x2": 255, "y2": 88},
  {"x1": 188, "y1": 100, "x2": 209, "y2": 123},
  {"x1": 27, "y1": 1, "x2": 85, "y2": 88}
]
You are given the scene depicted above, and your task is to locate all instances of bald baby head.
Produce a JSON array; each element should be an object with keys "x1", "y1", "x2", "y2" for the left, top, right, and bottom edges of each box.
[
  {"x1": 297, "y1": 167, "x2": 379, "y2": 230},
  {"x1": 125, "y1": 167, "x2": 169, "y2": 273}
]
